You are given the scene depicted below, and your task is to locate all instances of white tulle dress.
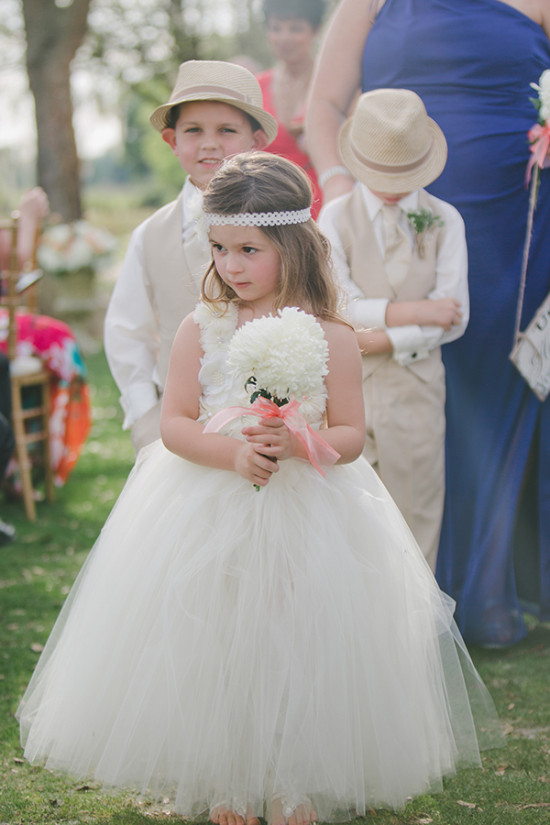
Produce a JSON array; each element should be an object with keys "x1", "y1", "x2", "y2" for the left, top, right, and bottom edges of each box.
[{"x1": 17, "y1": 302, "x2": 501, "y2": 821}]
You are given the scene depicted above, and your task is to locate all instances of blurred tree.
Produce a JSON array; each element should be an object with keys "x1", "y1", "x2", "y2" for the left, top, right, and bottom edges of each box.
[
  {"x1": 22, "y1": 0, "x2": 92, "y2": 221},
  {"x1": 5, "y1": 0, "x2": 274, "y2": 218}
]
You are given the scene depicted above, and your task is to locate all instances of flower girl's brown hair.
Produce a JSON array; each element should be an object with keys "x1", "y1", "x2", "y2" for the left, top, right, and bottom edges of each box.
[{"x1": 201, "y1": 152, "x2": 341, "y2": 321}]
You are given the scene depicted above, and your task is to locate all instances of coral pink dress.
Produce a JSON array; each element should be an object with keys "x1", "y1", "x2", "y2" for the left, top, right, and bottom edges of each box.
[{"x1": 257, "y1": 69, "x2": 322, "y2": 219}]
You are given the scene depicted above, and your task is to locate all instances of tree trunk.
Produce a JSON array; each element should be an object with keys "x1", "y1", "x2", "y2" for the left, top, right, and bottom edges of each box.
[{"x1": 22, "y1": 0, "x2": 92, "y2": 221}]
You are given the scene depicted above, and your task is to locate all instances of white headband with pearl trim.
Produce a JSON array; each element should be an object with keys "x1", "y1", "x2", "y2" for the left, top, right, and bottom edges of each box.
[{"x1": 205, "y1": 208, "x2": 311, "y2": 227}]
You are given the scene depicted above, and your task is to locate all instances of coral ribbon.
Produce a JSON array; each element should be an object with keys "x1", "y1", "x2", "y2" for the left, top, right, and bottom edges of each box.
[
  {"x1": 526, "y1": 121, "x2": 550, "y2": 184},
  {"x1": 203, "y1": 396, "x2": 340, "y2": 476}
]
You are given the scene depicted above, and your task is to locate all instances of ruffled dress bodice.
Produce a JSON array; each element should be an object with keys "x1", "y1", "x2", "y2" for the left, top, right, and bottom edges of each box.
[{"x1": 195, "y1": 302, "x2": 247, "y2": 426}]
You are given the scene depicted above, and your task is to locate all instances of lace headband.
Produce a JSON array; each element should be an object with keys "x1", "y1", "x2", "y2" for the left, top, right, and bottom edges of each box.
[{"x1": 205, "y1": 208, "x2": 311, "y2": 227}]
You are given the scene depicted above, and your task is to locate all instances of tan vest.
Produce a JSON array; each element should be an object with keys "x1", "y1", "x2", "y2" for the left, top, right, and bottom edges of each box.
[
  {"x1": 337, "y1": 187, "x2": 445, "y2": 382},
  {"x1": 142, "y1": 194, "x2": 211, "y2": 388}
]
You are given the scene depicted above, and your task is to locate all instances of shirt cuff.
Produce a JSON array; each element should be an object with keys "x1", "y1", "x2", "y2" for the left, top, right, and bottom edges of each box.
[
  {"x1": 348, "y1": 298, "x2": 389, "y2": 330},
  {"x1": 120, "y1": 383, "x2": 161, "y2": 430},
  {"x1": 387, "y1": 326, "x2": 430, "y2": 365}
]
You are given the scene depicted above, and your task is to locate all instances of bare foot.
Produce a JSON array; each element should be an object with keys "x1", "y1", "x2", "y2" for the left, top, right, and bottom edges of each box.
[
  {"x1": 270, "y1": 797, "x2": 317, "y2": 825},
  {"x1": 210, "y1": 805, "x2": 260, "y2": 825}
]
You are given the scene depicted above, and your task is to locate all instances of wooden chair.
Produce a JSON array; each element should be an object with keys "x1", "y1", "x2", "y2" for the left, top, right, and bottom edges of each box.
[{"x1": 0, "y1": 213, "x2": 54, "y2": 520}]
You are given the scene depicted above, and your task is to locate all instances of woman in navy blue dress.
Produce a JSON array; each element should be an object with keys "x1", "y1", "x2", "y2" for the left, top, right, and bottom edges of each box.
[{"x1": 307, "y1": 0, "x2": 550, "y2": 647}]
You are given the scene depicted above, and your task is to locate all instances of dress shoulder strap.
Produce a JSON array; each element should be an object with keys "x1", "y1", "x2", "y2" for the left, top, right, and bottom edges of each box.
[{"x1": 193, "y1": 301, "x2": 239, "y2": 355}]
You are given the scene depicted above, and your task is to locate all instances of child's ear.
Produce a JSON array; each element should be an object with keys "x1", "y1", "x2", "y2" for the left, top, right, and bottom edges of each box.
[
  {"x1": 251, "y1": 129, "x2": 270, "y2": 151},
  {"x1": 161, "y1": 128, "x2": 177, "y2": 151}
]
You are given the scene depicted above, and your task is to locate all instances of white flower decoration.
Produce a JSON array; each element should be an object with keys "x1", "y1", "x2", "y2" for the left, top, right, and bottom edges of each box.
[
  {"x1": 531, "y1": 69, "x2": 550, "y2": 122},
  {"x1": 195, "y1": 302, "x2": 247, "y2": 422},
  {"x1": 37, "y1": 220, "x2": 116, "y2": 275},
  {"x1": 194, "y1": 302, "x2": 237, "y2": 351},
  {"x1": 227, "y1": 307, "x2": 329, "y2": 402},
  {"x1": 188, "y1": 191, "x2": 210, "y2": 248}
]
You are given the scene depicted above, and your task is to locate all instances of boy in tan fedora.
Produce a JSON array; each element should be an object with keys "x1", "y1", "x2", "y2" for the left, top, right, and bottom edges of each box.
[
  {"x1": 104, "y1": 60, "x2": 277, "y2": 453},
  {"x1": 318, "y1": 88, "x2": 469, "y2": 571}
]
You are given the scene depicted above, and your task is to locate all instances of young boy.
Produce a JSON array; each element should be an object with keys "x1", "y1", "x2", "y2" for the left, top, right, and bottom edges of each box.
[
  {"x1": 104, "y1": 60, "x2": 277, "y2": 453},
  {"x1": 318, "y1": 88, "x2": 469, "y2": 571}
]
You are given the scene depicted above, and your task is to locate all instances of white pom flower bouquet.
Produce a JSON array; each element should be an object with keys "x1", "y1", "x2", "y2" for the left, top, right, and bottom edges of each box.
[
  {"x1": 204, "y1": 307, "x2": 339, "y2": 486},
  {"x1": 228, "y1": 306, "x2": 329, "y2": 405}
]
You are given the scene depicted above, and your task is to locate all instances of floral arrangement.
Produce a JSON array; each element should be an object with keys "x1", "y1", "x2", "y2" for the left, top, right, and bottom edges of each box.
[
  {"x1": 406, "y1": 207, "x2": 444, "y2": 257},
  {"x1": 527, "y1": 69, "x2": 550, "y2": 188},
  {"x1": 227, "y1": 307, "x2": 330, "y2": 404},
  {"x1": 37, "y1": 220, "x2": 117, "y2": 276},
  {"x1": 204, "y1": 307, "x2": 339, "y2": 487}
]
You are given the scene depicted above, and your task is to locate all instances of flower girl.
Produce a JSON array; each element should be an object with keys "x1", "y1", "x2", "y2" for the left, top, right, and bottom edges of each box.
[{"x1": 17, "y1": 153, "x2": 500, "y2": 825}]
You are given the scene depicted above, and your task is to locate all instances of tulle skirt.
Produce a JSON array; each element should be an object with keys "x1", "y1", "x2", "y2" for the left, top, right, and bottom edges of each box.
[{"x1": 17, "y1": 441, "x2": 501, "y2": 818}]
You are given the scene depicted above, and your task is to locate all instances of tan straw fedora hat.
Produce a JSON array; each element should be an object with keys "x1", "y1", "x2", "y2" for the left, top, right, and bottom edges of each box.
[
  {"x1": 338, "y1": 88, "x2": 447, "y2": 193},
  {"x1": 150, "y1": 60, "x2": 278, "y2": 144}
]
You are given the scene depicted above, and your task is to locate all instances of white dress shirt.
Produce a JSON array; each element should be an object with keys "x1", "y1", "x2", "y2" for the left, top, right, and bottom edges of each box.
[
  {"x1": 318, "y1": 184, "x2": 469, "y2": 365},
  {"x1": 104, "y1": 178, "x2": 205, "y2": 429}
]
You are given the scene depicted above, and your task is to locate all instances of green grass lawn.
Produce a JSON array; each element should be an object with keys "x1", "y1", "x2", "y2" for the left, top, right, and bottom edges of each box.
[{"x1": 1, "y1": 350, "x2": 549, "y2": 824}]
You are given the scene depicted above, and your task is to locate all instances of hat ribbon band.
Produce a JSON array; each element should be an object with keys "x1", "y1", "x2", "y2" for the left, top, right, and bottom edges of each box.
[
  {"x1": 173, "y1": 84, "x2": 254, "y2": 105},
  {"x1": 350, "y1": 138, "x2": 433, "y2": 174}
]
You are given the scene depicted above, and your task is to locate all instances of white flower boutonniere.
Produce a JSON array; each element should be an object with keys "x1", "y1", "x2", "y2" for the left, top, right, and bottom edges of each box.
[
  {"x1": 406, "y1": 208, "x2": 444, "y2": 258},
  {"x1": 188, "y1": 191, "x2": 209, "y2": 247}
]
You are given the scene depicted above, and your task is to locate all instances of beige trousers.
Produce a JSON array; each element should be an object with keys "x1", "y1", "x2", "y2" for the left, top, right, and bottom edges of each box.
[{"x1": 362, "y1": 358, "x2": 446, "y2": 572}]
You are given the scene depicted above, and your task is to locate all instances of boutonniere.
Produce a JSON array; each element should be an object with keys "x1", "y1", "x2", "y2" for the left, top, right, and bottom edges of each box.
[
  {"x1": 188, "y1": 190, "x2": 210, "y2": 247},
  {"x1": 406, "y1": 208, "x2": 444, "y2": 257}
]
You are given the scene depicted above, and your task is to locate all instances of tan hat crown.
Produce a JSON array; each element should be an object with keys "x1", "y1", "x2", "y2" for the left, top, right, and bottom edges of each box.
[
  {"x1": 150, "y1": 60, "x2": 278, "y2": 144},
  {"x1": 338, "y1": 88, "x2": 447, "y2": 193}
]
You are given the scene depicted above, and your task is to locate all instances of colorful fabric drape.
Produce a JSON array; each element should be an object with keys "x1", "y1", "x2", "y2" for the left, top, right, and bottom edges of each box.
[{"x1": 0, "y1": 309, "x2": 92, "y2": 485}]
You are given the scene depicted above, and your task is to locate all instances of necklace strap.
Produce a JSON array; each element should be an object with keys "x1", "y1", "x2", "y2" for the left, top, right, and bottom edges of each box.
[{"x1": 205, "y1": 208, "x2": 311, "y2": 227}]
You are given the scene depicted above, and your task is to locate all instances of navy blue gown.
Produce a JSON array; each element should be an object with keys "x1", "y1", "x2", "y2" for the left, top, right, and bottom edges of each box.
[{"x1": 361, "y1": 0, "x2": 550, "y2": 646}]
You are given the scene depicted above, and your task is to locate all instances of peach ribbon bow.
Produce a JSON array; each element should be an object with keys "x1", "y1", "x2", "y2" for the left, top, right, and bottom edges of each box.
[
  {"x1": 526, "y1": 121, "x2": 550, "y2": 184},
  {"x1": 203, "y1": 396, "x2": 340, "y2": 476}
]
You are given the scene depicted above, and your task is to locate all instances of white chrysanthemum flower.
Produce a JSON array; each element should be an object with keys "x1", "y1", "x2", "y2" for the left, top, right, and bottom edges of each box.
[
  {"x1": 531, "y1": 69, "x2": 550, "y2": 122},
  {"x1": 538, "y1": 69, "x2": 550, "y2": 121},
  {"x1": 227, "y1": 307, "x2": 329, "y2": 401}
]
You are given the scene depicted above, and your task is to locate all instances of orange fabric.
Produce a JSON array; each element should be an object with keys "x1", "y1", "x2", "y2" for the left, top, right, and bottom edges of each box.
[{"x1": 0, "y1": 309, "x2": 92, "y2": 485}]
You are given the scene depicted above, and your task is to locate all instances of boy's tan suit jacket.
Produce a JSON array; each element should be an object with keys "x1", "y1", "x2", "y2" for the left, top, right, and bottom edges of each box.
[
  {"x1": 336, "y1": 186, "x2": 445, "y2": 382},
  {"x1": 141, "y1": 193, "x2": 211, "y2": 390}
]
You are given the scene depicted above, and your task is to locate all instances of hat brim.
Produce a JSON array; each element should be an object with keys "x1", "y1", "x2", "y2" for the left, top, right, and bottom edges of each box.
[
  {"x1": 338, "y1": 116, "x2": 447, "y2": 193},
  {"x1": 150, "y1": 95, "x2": 278, "y2": 145}
]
